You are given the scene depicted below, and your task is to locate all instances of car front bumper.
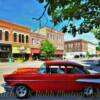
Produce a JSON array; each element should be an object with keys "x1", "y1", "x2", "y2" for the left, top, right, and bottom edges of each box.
[{"x1": 1, "y1": 83, "x2": 14, "y2": 93}]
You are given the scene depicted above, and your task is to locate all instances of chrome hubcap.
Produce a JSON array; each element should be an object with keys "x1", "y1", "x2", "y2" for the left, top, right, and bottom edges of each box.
[
  {"x1": 16, "y1": 86, "x2": 27, "y2": 97},
  {"x1": 84, "y1": 87, "x2": 94, "y2": 96}
]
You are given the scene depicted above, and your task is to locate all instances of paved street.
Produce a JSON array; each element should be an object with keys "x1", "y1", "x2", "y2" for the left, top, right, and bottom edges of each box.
[
  {"x1": 0, "y1": 91, "x2": 100, "y2": 100},
  {"x1": 0, "y1": 58, "x2": 100, "y2": 100},
  {"x1": 0, "y1": 95, "x2": 100, "y2": 100}
]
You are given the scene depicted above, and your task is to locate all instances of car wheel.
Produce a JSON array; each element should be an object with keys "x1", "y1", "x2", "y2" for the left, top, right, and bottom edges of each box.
[
  {"x1": 14, "y1": 85, "x2": 31, "y2": 98},
  {"x1": 83, "y1": 87, "x2": 94, "y2": 97}
]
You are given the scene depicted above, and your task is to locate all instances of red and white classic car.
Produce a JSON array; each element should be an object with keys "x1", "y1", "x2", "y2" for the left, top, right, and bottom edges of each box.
[{"x1": 3, "y1": 60, "x2": 100, "y2": 98}]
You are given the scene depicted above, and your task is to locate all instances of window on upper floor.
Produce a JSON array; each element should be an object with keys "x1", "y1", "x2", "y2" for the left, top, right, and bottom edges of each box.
[
  {"x1": 26, "y1": 35, "x2": 29, "y2": 43},
  {"x1": 5, "y1": 31, "x2": 9, "y2": 41},
  {"x1": 13, "y1": 33, "x2": 17, "y2": 42},
  {"x1": 19, "y1": 34, "x2": 21, "y2": 43},
  {"x1": 47, "y1": 33, "x2": 49, "y2": 38},
  {"x1": 0, "y1": 30, "x2": 2, "y2": 40},
  {"x1": 22, "y1": 35, "x2": 24, "y2": 43},
  {"x1": 32, "y1": 39, "x2": 36, "y2": 45}
]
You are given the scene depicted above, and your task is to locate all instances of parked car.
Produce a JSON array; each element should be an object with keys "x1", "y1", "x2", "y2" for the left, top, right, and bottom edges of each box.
[
  {"x1": 93, "y1": 59, "x2": 100, "y2": 66},
  {"x1": 2, "y1": 60, "x2": 100, "y2": 98}
]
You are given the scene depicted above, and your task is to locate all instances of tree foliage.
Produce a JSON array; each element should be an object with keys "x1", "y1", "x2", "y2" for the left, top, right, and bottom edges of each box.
[
  {"x1": 96, "y1": 46, "x2": 100, "y2": 51},
  {"x1": 91, "y1": 26, "x2": 100, "y2": 40},
  {"x1": 37, "y1": 0, "x2": 100, "y2": 39},
  {"x1": 40, "y1": 40, "x2": 56, "y2": 59}
]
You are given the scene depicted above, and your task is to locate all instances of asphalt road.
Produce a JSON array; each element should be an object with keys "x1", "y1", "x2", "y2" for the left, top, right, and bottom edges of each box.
[
  {"x1": 0, "y1": 96, "x2": 100, "y2": 100},
  {"x1": 0, "y1": 93, "x2": 100, "y2": 100}
]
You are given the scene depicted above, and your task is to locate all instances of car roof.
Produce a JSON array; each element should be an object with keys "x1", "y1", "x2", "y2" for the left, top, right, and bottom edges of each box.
[{"x1": 45, "y1": 60, "x2": 83, "y2": 67}]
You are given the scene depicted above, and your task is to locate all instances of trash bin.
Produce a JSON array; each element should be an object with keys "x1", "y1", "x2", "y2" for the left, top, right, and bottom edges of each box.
[{"x1": 8, "y1": 58, "x2": 12, "y2": 63}]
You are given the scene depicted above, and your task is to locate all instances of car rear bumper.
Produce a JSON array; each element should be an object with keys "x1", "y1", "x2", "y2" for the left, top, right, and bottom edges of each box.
[{"x1": 1, "y1": 83, "x2": 13, "y2": 93}]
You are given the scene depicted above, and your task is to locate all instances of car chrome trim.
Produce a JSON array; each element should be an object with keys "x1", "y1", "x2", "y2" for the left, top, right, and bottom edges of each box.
[
  {"x1": 6, "y1": 80, "x2": 73, "y2": 82},
  {"x1": 76, "y1": 79, "x2": 100, "y2": 84},
  {"x1": 6, "y1": 79, "x2": 100, "y2": 84},
  {"x1": 1, "y1": 83, "x2": 13, "y2": 88}
]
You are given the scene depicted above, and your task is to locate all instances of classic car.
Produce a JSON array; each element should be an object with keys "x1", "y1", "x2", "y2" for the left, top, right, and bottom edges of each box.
[{"x1": 2, "y1": 60, "x2": 100, "y2": 98}]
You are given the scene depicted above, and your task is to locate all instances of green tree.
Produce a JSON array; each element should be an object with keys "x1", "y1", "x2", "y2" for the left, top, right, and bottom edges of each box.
[
  {"x1": 86, "y1": 51, "x2": 90, "y2": 59},
  {"x1": 96, "y1": 42, "x2": 100, "y2": 51},
  {"x1": 91, "y1": 26, "x2": 100, "y2": 40},
  {"x1": 36, "y1": 0, "x2": 100, "y2": 39},
  {"x1": 40, "y1": 40, "x2": 56, "y2": 60},
  {"x1": 96, "y1": 47, "x2": 100, "y2": 51}
]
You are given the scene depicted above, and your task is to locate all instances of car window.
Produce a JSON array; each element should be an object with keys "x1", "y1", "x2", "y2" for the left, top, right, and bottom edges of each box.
[
  {"x1": 47, "y1": 66, "x2": 65, "y2": 74},
  {"x1": 67, "y1": 66, "x2": 85, "y2": 74},
  {"x1": 39, "y1": 64, "x2": 46, "y2": 74}
]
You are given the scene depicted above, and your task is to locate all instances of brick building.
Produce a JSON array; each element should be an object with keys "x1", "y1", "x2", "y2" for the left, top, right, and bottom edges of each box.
[
  {"x1": 35, "y1": 27, "x2": 64, "y2": 57},
  {"x1": 0, "y1": 20, "x2": 31, "y2": 61},
  {"x1": 64, "y1": 39, "x2": 96, "y2": 58},
  {"x1": 96, "y1": 50, "x2": 100, "y2": 55}
]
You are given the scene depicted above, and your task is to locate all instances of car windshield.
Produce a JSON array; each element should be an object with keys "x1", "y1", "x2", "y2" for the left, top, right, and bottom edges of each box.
[{"x1": 39, "y1": 64, "x2": 46, "y2": 74}]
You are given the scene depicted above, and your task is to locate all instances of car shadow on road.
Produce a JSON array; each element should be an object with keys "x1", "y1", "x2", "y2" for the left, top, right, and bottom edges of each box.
[{"x1": 0, "y1": 92, "x2": 100, "y2": 100}]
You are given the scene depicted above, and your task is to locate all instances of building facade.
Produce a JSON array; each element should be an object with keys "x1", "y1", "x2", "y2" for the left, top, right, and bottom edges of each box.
[
  {"x1": 0, "y1": 20, "x2": 64, "y2": 61},
  {"x1": 0, "y1": 20, "x2": 31, "y2": 61},
  {"x1": 30, "y1": 32, "x2": 46, "y2": 59},
  {"x1": 35, "y1": 27, "x2": 64, "y2": 57},
  {"x1": 64, "y1": 39, "x2": 96, "y2": 58},
  {"x1": 96, "y1": 50, "x2": 100, "y2": 55}
]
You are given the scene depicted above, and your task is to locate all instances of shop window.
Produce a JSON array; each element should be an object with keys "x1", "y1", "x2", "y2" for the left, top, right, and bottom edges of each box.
[
  {"x1": 5, "y1": 31, "x2": 9, "y2": 41},
  {"x1": 22, "y1": 35, "x2": 24, "y2": 43},
  {"x1": 19, "y1": 34, "x2": 21, "y2": 43},
  {"x1": 0, "y1": 30, "x2": 2, "y2": 40},
  {"x1": 26, "y1": 35, "x2": 29, "y2": 43},
  {"x1": 13, "y1": 33, "x2": 17, "y2": 42}
]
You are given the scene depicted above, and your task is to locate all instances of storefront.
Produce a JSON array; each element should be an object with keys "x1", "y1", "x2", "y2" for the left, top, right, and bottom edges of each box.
[
  {"x1": 31, "y1": 48, "x2": 40, "y2": 60},
  {"x1": 0, "y1": 44, "x2": 12, "y2": 62},
  {"x1": 31, "y1": 49, "x2": 64, "y2": 60},
  {"x1": 12, "y1": 46, "x2": 31, "y2": 61}
]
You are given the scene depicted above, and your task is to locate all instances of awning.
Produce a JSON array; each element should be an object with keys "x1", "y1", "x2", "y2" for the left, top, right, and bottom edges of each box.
[
  {"x1": 55, "y1": 50, "x2": 63, "y2": 55},
  {"x1": 31, "y1": 49, "x2": 40, "y2": 54}
]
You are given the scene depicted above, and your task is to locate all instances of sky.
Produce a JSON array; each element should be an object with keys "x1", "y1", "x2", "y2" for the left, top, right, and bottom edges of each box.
[{"x1": 0, "y1": 0, "x2": 99, "y2": 44}]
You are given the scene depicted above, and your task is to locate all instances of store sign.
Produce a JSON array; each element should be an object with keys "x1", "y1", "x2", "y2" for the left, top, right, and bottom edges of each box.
[
  {"x1": 26, "y1": 48, "x2": 31, "y2": 53},
  {"x1": 19, "y1": 46, "x2": 26, "y2": 53},
  {"x1": 12, "y1": 46, "x2": 31, "y2": 54},
  {"x1": 12, "y1": 47, "x2": 20, "y2": 53}
]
